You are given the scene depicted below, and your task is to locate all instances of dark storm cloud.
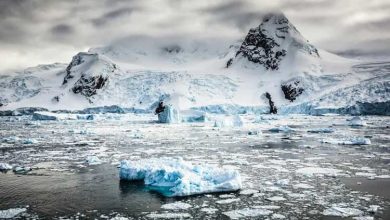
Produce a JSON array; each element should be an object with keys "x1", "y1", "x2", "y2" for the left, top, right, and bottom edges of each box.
[
  {"x1": 51, "y1": 24, "x2": 74, "y2": 35},
  {"x1": 1, "y1": 0, "x2": 390, "y2": 73}
]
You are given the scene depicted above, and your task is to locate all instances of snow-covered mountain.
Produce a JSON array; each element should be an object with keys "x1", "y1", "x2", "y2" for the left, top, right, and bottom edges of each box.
[{"x1": 0, "y1": 13, "x2": 389, "y2": 115}]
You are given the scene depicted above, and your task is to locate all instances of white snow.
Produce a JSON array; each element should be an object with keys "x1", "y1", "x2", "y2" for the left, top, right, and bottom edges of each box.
[
  {"x1": 161, "y1": 202, "x2": 191, "y2": 210},
  {"x1": 223, "y1": 208, "x2": 273, "y2": 219},
  {"x1": 119, "y1": 157, "x2": 242, "y2": 197},
  {"x1": 0, "y1": 208, "x2": 27, "y2": 219}
]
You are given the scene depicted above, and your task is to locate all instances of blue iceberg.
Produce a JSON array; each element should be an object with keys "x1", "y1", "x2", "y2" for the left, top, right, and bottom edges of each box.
[
  {"x1": 158, "y1": 105, "x2": 181, "y2": 123},
  {"x1": 119, "y1": 157, "x2": 242, "y2": 197}
]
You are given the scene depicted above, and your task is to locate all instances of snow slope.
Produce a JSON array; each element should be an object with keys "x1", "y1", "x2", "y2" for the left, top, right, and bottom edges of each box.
[{"x1": 0, "y1": 12, "x2": 388, "y2": 115}]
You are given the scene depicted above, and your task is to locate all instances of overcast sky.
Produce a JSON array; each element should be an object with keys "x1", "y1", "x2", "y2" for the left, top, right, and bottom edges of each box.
[{"x1": 1, "y1": 0, "x2": 390, "y2": 73}]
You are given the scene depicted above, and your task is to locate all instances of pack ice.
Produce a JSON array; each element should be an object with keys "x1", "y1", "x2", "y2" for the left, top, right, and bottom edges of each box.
[{"x1": 119, "y1": 157, "x2": 242, "y2": 197}]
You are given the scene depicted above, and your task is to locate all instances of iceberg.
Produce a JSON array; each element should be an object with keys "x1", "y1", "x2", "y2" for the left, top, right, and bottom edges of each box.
[
  {"x1": 180, "y1": 110, "x2": 208, "y2": 122},
  {"x1": 321, "y1": 137, "x2": 371, "y2": 145},
  {"x1": 0, "y1": 163, "x2": 13, "y2": 171},
  {"x1": 85, "y1": 156, "x2": 103, "y2": 165},
  {"x1": 269, "y1": 125, "x2": 293, "y2": 132},
  {"x1": 348, "y1": 116, "x2": 367, "y2": 126},
  {"x1": 119, "y1": 157, "x2": 242, "y2": 197},
  {"x1": 158, "y1": 105, "x2": 181, "y2": 123},
  {"x1": 213, "y1": 115, "x2": 243, "y2": 128}
]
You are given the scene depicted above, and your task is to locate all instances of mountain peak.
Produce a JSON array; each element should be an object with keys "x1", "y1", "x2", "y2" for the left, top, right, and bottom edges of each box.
[{"x1": 227, "y1": 12, "x2": 319, "y2": 70}]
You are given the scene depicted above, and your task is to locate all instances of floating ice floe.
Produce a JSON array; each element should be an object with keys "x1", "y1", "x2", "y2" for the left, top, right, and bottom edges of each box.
[
  {"x1": 119, "y1": 157, "x2": 242, "y2": 197},
  {"x1": 13, "y1": 166, "x2": 32, "y2": 173},
  {"x1": 158, "y1": 105, "x2": 181, "y2": 123},
  {"x1": 200, "y1": 207, "x2": 218, "y2": 214},
  {"x1": 85, "y1": 156, "x2": 103, "y2": 165},
  {"x1": 266, "y1": 196, "x2": 286, "y2": 202},
  {"x1": 161, "y1": 202, "x2": 191, "y2": 210},
  {"x1": 0, "y1": 163, "x2": 13, "y2": 170},
  {"x1": 269, "y1": 125, "x2": 293, "y2": 133},
  {"x1": 323, "y1": 206, "x2": 363, "y2": 217},
  {"x1": 307, "y1": 128, "x2": 334, "y2": 133},
  {"x1": 1, "y1": 136, "x2": 20, "y2": 143},
  {"x1": 22, "y1": 138, "x2": 38, "y2": 144},
  {"x1": 180, "y1": 110, "x2": 208, "y2": 122},
  {"x1": 146, "y1": 213, "x2": 192, "y2": 219},
  {"x1": 0, "y1": 208, "x2": 27, "y2": 219},
  {"x1": 296, "y1": 167, "x2": 343, "y2": 177},
  {"x1": 223, "y1": 208, "x2": 273, "y2": 219},
  {"x1": 348, "y1": 116, "x2": 367, "y2": 127},
  {"x1": 213, "y1": 115, "x2": 243, "y2": 128},
  {"x1": 321, "y1": 137, "x2": 371, "y2": 145},
  {"x1": 216, "y1": 198, "x2": 240, "y2": 204}
]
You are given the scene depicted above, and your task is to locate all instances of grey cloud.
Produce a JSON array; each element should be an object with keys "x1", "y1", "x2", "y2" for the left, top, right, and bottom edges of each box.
[
  {"x1": 92, "y1": 7, "x2": 135, "y2": 26},
  {"x1": 51, "y1": 24, "x2": 74, "y2": 35}
]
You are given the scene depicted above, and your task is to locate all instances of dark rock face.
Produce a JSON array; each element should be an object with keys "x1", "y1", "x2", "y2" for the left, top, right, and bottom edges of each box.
[
  {"x1": 63, "y1": 54, "x2": 84, "y2": 85},
  {"x1": 235, "y1": 28, "x2": 287, "y2": 70},
  {"x1": 72, "y1": 74, "x2": 109, "y2": 97},
  {"x1": 265, "y1": 92, "x2": 278, "y2": 114},
  {"x1": 281, "y1": 81, "x2": 304, "y2": 102}
]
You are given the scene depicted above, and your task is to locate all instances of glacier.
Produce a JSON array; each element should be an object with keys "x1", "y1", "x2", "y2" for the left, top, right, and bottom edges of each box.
[{"x1": 119, "y1": 157, "x2": 242, "y2": 197}]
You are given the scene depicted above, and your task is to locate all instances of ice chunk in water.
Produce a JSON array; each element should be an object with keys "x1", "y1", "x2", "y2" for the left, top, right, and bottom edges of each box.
[
  {"x1": 161, "y1": 202, "x2": 191, "y2": 210},
  {"x1": 307, "y1": 128, "x2": 334, "y2": 133},
  {"x1": 223, "y1": 208, "x2": 273, "y2": 219},
  {"x1": 323, "y1": 206, "x2": 363, "y2": 217},
  {"x1": 119, "y1": 157, "x2": 242, "y2": 197},
  {"x1": 85, "y1": 156, "x2": 103, "y2": 165},
  {"x1": 0, "y1": 163, "x2": 12, "y2": 170},
  {"x1": 269, "y1": 126, "x2": 293, "y2": 133},
  {"x1": 0, "y1": 208, "x2": 27, "y2": 219},
  {"x1": 348, "y1": 116, "x2": 367, "y2": 126},
  {"x1": 213, "y1": 115, "x2": 243, "y2": 128},
  {"x1": 158, "y1": 105, "x2": 181, "y2": 123},
  {"x1": 321, "y1": 137, "x2": 371, "y2": 145}
]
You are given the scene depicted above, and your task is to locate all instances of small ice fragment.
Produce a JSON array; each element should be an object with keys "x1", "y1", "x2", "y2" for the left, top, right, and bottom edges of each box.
[
  {"x1": 323, "y1": 206, "x2": 363, "y2": 217},
  {"x1": 293, "y1": 183, "x2": 314, "y2": 189},
  {"x1": 22, "y1": 138, "x2": 38, "y2": 144},
  {"x1": 269, "y1": 126, "x2": 293, "y2": 133},
  {"x1": 239, "y1": 189, "x2": 258, "y2": 195},
  {"x1": 272, "y1": 213, "x2": 286, "y2": 219},
  {"x1": 216, "y1": 198, "x2": 240, "y2": 204},
  {"x1": 146, "y1": 213, "x2": 192, "y2": 219},
  {"x1": 86, "y1": 156, "x2": 103, "y2": 165},
  {"x1": 321, "y1": 137, "x2": 371, "y2": 145},
  {"x1": 348, "y1": 116, "x2": 367, "y2": 126},
  {"x1": 353, "y1": 217, "x2": 374, "y2": 220},
  {"x1": 368, "y1": 205, "x2": 380, "y2": 213},
  {"x1": 307, "y1": 128, "x2": 334, "y2": 133},
  {"x1": 223, "y1": 208, "x2": 272, "y2": 219},
  {"x1": 266, "y1": 196, "x2": 286, "y2": 202},
  {"x1": 296, "y1": 167, "x2": 343, "y2": 177},
  {"x1": 0, "y1": 163, "x2": 12, "y2": 170},
  {"x1": 248, "y1": 130, "x2": 262, "y2": 135},
  {"x1": 0, "y1": 208, "x2": 27, "y2": 219},
  {"x1": 161, "y1": 202, "x2": 191, "y2": 210},
  {"x1": 200, "y1": 208, "x2": 218, "y2": 214},
  {"x1": 13, "y1": 166, "x2": 32, "y2": 173}
]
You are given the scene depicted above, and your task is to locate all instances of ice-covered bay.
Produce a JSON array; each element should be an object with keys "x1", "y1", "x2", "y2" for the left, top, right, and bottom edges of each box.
[{"x1": 0, "y1": 114, "x2": 389, "y2": 219}]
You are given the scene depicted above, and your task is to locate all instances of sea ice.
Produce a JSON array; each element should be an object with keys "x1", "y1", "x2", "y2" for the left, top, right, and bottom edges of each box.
[
  {"x1": 158, "y1": 105, "x2": 181, "y2": 123},
  {"x1": 180, "y1": 110, "x2": 207, "y2": 122},
  {"x1": 161, "y1": 202, "x2": 191, "y2": 210},
  {"x1": 22, "y1": 138, "x2": 38, "y2": 144},
  {"x1": 266, "y1": 196, "x2": 287, "y2": 202},
  {"x1": 119, "y1": 157, "x2": 242, "y2": 197},
  {"x1": 0, "y1": 208, "x2": 27, "y2": 219},
  {"x1": 321, "y1": 137, "x2": 371, "y2": 145},
  {"x1": 348, "y1": 116, "x2": 367, "y2": 126},
  {"x1": 146, "y1": 213, "x2": 192, "y2": 219},
  {"x1": 296, "y1": 167, "x2": 343, "y2": 177},
  {"x1": 269, "y1": 125, "x2": 293, "y2": 133},
  {"x1": 0, "y1": 163, "x2": 12, "y2": 170},
  {"x1": 323, "y1": 206, "x2": 363, "y2": 217},
  {"x1": 216, "y1": 198, "x2": 240, "y2": 204},
  {"x1": 307, "y1": 128, "x2": 334, "y2": 133},
  {"x1": 223, "y1": 208, "x2": 273, "y2": 219}
]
